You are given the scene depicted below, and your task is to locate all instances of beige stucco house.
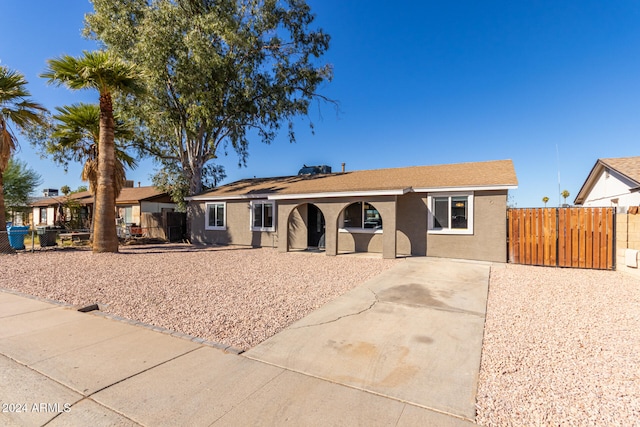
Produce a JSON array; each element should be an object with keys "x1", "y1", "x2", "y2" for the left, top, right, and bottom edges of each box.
[
  {"x1": 187, "y1": 159, "x2": 518, "y2": 262},
  {"x1": 574, "y1": 156, "x2": 640, "y2": 212}
]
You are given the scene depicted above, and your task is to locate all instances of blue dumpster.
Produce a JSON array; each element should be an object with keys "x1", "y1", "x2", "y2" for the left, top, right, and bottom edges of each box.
[{"x1": 7, "y1": 226, "x2": 30, "y2": 250}]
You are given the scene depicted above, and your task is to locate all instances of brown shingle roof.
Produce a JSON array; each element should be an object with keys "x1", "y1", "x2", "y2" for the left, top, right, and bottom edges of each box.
[
  {"x1": 600, "y1": 156, "x2": 640, "y2": 185},
  {"x1": 30, "y1": 187, "x2": 170, "y2": 207},
  {"x1": 192, "y1": 159, "x2": 517, "y2": 199},
  {"x1": 115, "y1": 186, "x2": 170, "y2": 204},
  {"x1": 30, "y1": 191, "x2": 92, "y2": 207},
  {"x1": 574, "y1": 156, "x2": 640, "y2": 204}
]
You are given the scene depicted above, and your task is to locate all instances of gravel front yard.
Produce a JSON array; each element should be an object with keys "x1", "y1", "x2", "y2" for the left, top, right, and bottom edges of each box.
[
  {"x1": 1, "y1": 245, "x2": 399, "y2": 351},
  {"x1": 477, "y1": 263, "x2": 640, "y2": 426},
  {"x1": 3, "y1": 245, "x2": 640, "y2": 424}
]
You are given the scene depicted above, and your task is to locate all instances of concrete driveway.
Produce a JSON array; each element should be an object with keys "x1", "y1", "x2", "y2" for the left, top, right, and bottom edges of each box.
[
  {"x1": 245, "y1": 257, "x2": 491, "y2": 421},
  {"x1": 0, "y1": 256, "x2": 488, "y2": 426}
]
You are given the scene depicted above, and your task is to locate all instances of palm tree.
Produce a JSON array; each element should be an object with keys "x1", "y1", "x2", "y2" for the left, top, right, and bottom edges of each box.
[
  {"x1": 561, "y1": 190, "x2": 570, "y2": 206},
  {"x1": 0, "y1": 66, "x2": 46, "y2": 252},
  {"x1": 542, "y1": 196, "x2": 549, "y2": 207},
  {"x1": 49, "y1": 103, "x2": 138, "y2": 234},
  {"x1": 50, "y1": 103, "x2": 137, "y2": 195},
  {"x1": 42, "y1": 51, "x2": 142, "y2": 253}
]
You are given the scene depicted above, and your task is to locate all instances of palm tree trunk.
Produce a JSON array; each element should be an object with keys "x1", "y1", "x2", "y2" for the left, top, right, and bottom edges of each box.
[
  {"x1": 93, "y1": 92, "x2": 119, "y2": 253},
  {"x1": 0, "y1": 171, "x2": 15, "y2": 253}
]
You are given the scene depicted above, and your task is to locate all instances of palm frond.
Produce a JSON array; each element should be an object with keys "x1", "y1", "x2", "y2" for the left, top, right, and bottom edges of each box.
[
  {"x1": 42, "y1": 51, "x2": 144, "y2": 96},
  {"x1": 0, "y1": 65, "x2": 47, "y2": 171}
]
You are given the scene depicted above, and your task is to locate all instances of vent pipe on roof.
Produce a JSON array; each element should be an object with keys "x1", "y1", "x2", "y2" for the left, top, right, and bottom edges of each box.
[{"x1": 341, "y1": 162, "x2": 345, "y2": 173}]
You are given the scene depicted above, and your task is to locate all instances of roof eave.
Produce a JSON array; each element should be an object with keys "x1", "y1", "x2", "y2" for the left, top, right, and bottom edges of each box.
[
  {"x1": 187, "y1": 185, "x2": 517, "y2": 202},
  {"x1": 413, "y1": 184, "x2": 518, "y2": 193},
  {"x1": 186, "y1": 193, "x2": 273, "y2": 201},
  {"x1": 268, "y1": 188, "x2": 411, "y2": 200},
  {"x1": 574, "y1": 160, "x2": 605, "y2": 205}
]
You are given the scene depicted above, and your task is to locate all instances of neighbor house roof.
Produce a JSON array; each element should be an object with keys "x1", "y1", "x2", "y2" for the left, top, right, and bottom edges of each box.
[
  {"x1": 116, "y1": 186, "x2": 173, "y2": 204},
  {"x1": 30, "y1": 191, "x2": 92, "y2": 208},
  {"x1": 574, "y1": 156, "x2": 640, "y2": 205},
  {"x1": 30, "y1": 186, "x2": 172, "y2": 207},
  {"x1": 189, "y1": 159, "x2": 518, "y2": 201}
]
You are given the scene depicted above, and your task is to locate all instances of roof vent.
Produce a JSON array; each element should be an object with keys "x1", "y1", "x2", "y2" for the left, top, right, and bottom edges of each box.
[{"x1": 298, "y1": 165, "x2": 332, "y2": 175}]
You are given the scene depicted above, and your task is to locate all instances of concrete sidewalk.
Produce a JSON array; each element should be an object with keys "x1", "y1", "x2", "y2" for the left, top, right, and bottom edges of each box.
[{"x1": 0, "y1": 257, "x2": 486, "y2": 426}]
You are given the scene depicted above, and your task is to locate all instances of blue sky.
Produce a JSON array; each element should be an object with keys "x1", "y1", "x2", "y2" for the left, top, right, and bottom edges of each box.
[{"x1": 2, "y1": 1, "x2": 640, "y2": 207}]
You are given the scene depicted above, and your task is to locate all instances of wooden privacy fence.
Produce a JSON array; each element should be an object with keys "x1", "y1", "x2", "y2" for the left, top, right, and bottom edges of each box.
[{"x1": 508, "y1": 207, "x2": 615, "y2": 270}]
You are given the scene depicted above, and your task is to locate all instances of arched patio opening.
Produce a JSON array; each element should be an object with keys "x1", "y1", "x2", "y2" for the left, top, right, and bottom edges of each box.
[
  {"x1": 287, "y1": 203, "x2": 326, "y2": 251},
  {"x1": 337, "y1": 201, "x2": 384, "y2": 254}
]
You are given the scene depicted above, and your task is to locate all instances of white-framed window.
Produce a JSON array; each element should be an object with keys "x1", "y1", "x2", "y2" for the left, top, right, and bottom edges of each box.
[
  {"x1": 251, "y1": 200, "x2": 275, "y2": 231},
  {"x1": 427, "y1": 192, "x2": 474, "y2": 234},
  {"x1": 117, "y1": 205, "x2": 134, "y2": 224},
  {"x1": 205, "y1": 202, "x2": 226, "y2": 230},
  {"x1": 340, "y1": 201, "x2": 383, "y2": 233},
  {"x1": 39, "y1": 207, "x2": 48, "y2": 224}
]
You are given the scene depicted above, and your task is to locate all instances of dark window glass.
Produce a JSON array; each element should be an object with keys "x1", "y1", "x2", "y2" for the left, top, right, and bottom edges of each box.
[
  {"x1": 433, "y1": 197, "x2": 448, "y2": 228},
  {"x1": 363, "y1": 203, "x2": 382, "y2": 229},
  {"x1": 451, "y1": 197, "x2": 468, "y2": 229},
  {"x1": 343, "y1": 202, "x2": 363, "y2": 228},
  {"x1": 253, "y1": 204, "x2": 263, "y2": 228},
  {"x1": 264, "y1": 203, "x2": 273, "y2": 228}
]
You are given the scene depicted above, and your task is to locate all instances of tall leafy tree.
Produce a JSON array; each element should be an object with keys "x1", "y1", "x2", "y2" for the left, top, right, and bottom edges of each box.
[
  {"x1": 3, "y1": 157, "x2": 43, "y2": 223},
  {"x1": 153, "y1": 162, "x2": 226, "y2": 212},
  {"x1": 85, "y1": 0, "x2": 334, "y2": 195},
  {"x1": 0, "y1": 65, "x2": 46, "y2": 252},
  {"x1": 41, "y1": 51, "x2": 142, "y2": 253}
]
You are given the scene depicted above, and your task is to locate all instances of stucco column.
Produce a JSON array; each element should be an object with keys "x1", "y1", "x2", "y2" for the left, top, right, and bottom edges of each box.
[
  {"x1": 278, "y1": 203, "x2": 293, "y2": 253},
  {"x1": 324, "y1": 220, "x2": 338, "y2": 256},
  {"x1": 382, "y1": 198, "x2": 397, "y2": 259}
]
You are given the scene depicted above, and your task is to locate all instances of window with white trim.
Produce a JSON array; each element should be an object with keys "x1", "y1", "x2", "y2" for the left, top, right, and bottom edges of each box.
[
  {"x1": 205, "y1": 202, "x2": 226, "y2": 230},
  {"x1": 341, "y1": 202, "x2": 383, "y2": 231},
  {"x1": 251, "y1": 201, "x2": 275, "y2": 231},
  {"x1": 428, "y1": 193, "x2": 473, "y2": 234},
  {"x1": 39, "y1": 207, "x2": 48, "y2": 224}
]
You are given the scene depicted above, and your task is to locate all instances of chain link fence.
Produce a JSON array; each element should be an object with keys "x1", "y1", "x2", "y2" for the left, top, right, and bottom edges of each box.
[{"x1": 1, "y1": 225, "x2": 172, "y2": 254}]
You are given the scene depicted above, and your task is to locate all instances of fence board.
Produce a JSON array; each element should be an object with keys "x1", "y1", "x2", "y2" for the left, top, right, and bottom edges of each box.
[
  {"x1": 536, "y1": 209, "x2": 544, "y2": 265},
  {"x1": 524, "y1": 209, "x2": 532, "y2": 264},
  {"x1": 549, "y1": 209, "x2": 557, "y2": 266},
  {"x1": 585, "y1": 208, "x2": 593, "y2": 269},
  {"x1": 604, "y1": 208, "x2": 614, "y2": 269},
  {"x1": 577, "y1": 209, "x2": 586, "y2": 268},
  {"x1": 593, "y1": 208, "x2": 601, "y2": 268},
  {"x1": 508, "y1": 207, "x2": 614, "y2": 270}
]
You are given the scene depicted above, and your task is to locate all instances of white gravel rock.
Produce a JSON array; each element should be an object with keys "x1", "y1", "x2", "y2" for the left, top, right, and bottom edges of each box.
[
  {"x1": 1, "y1": 245, "x2": 399, "y2": 351},
  {"x1": 477, "y1": 263, "x2": 640, "y2": 426},
  {"x1": 6, "y1": 246, "x2": 639, "y2": 423}
]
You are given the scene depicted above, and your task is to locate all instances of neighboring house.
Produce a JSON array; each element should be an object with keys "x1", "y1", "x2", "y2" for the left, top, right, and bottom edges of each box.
[
  {"x1": 30, "y1": 185, "x2": 176, "y2": 228},
  {"x1": 574, "y1": 156, "x2": 640, "y2": 211},
  {"x1": 30, "y1": 191, "x2": 92, "y2": 228},
  {"x1": 187, "y1": 159, "x2": 518, "y2": 262}
]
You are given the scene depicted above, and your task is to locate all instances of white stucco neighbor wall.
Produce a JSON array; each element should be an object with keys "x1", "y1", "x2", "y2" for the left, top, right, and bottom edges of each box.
[
  {"x1": 582, "y1": 169, "x2": 640, "y2": 209},
  {"x1": 33, "y1": 207, "x2": 56, "y2": 226}
]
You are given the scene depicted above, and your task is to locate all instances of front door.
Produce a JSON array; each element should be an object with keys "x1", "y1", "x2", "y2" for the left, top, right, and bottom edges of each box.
[{"x1": 307, "y1": 204, "x2": 325, "y2": 248}]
